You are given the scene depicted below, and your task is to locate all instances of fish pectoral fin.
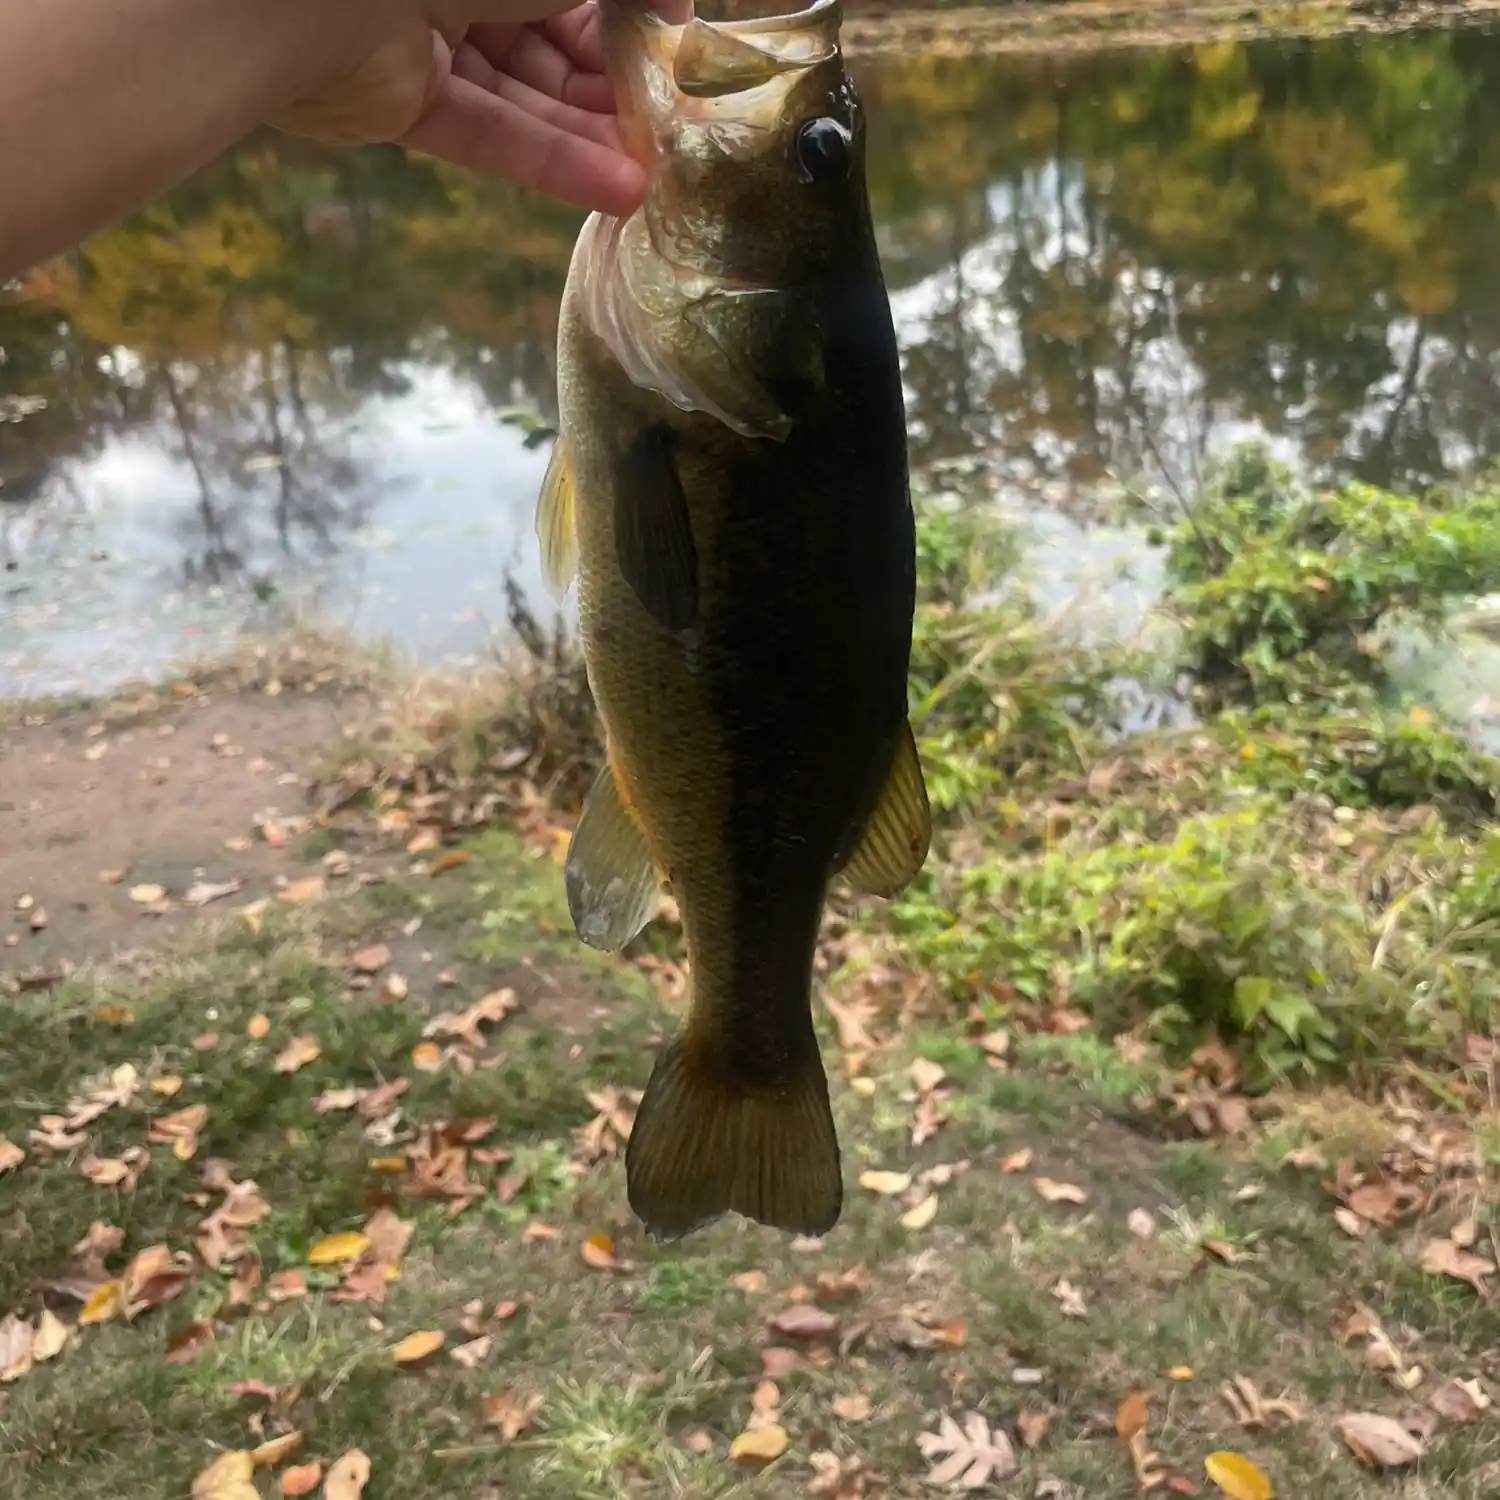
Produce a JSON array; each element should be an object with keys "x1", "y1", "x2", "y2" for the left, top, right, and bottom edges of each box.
[
  {"x1": 625, "y1": 1030, "x2": 842, "y2": 1241},
  {"x1": 614, "y1": 423, "x2": 699, "y2": 632},
  {"x1": 536, "y1": 437, "x2": 577, "y2": 598},
  {"x1": 564, "y1": 761, "x2": 661, "y2": 952},
  {"x1": 837, "y1": 719, "x2": 933, "y2": 898}
]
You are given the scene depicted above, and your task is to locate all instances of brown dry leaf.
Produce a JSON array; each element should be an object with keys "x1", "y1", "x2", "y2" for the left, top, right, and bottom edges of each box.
[
  {"x1": 482, "y1": 1387, "x2": 544, "y2": 1440},
  {"x1": 121, "y1": 1243, "x2": 195, "y2": 1319},
  {"x1": 1428, "y1": 1379, "x2": 1488, "y2": 1423},
  {"x1": 280, "y1": 1462, "x2": 323, "y2": 1496},
  {"x1": 32, "y1": 1308, "x2": 69, "y2": 1362},
  {"x1": 79, "y1": 1280, "x2": 123, "y2": 1326},
  {"x1": 0, "y1": 1138, "x2": 25, "y2": 1174},
  {"x1": 451, "y1": 1335, "x2": 492, "y2": 1368},
  {"x1": 761, "y1": 1347, "x2": 801, "y2": 1379},
  {"x1": 1050, "y1": 1279, "x2": 1088, "y2": 1319},
  {"x1": 1127, "y1": 1208, "x2": 1157, "y2": 1239},
  {"x1": 729, "y1": 1422, "x2": 789, "y2": 1467},
  {"x1": 129, "y1": 883, "x2": 167, "y2": 905},
  {"x1": 247, "y1": 1015, "x2": 271, "y2": 1040},
  {"x1": 831, "y1": 1393, "x2": 871, "y2": 1422},
  {"x1": 1333, "y1": 1207, "x2": 1368, "y2": 1239},
  {"x1": 190, "y1": 1451, "x2": 259, "y2": 1500},
  {"x1": 350, "y1": 944, "x2": 392, "y2": 974},
  {"x1": 183, "y1": 879, "x2": 243, "y2": 908},
  {"x1": 308, "y1": 1232, "x2": 370, "y2": 1267},
  {"x1": 273, "y1": 1035, "x2": 321, "y2": 1074},
  {"x1": 411, "y1": 1041, "x2": 443, "y2": 1071},
  {"x1": 322, "y1": 1448, "x2": 372, "y2": 1500},
  {"x1": 1419, "y1": 1237, "x2": 1493, "y2": 1295},
  {"x1": 1033, "y1": 1177, "x2": 1088, "y2": 1205},
  {"x1": 917, "y1": 1410, "x2": 1018, "y2": 1487},
  {"x1": 81, "y1": 1154, "x2": 134, "y2": 1188},
  {"x1": 0, "y1": 1314, "x2": 35, "y2": 1383},
  {"x1": 769, "y1": 1304, "x2": 838, "y2": 1340},
  {"x1": 735, "y1": 1270, "x2": 770, "y2": 1295},
  {"x1": 267, "y1": 1269, "x2": 307, "y2": 1303},
  {"x1": 313, "y1": 1087, "x2": 361, "y2": 1114},
  {"x1": 429, "y1": 849, "x2": 472, "y2": 876},
  {"x1": 423, "y1": 988, "x2": 518, "y2": 1050},
  {"x1": 250, "y1": 1430, "x2": 304, "y2": 1467},
  {"x1": 999, "y1": 1147, "x2": 1034, "y2": 1173},
  {"x1": 150, "y1": 1075, "x2": 183, "y2": 1097},
  {"x1": 165, "y1": 1321, "x2": 216, "y2": 1364},
  {"x1": 859, "y1": 1169, "x2": 912, "y2": 1196},
  {"x1": 148, "y1": 1103, "x2": 209, "y2": 1161},
  {"x1": 276, "y1": 876, "x2": 325, "y2": 906},
  {"x1": 1337, "y1": 1412, "x2": 1424, "y2": 1469},
  {"x1": 1115, "y1": 1390, "x2": 1151, "y2": 1440},
  {"x1": 1017, "y1": 1409, "x2": 1051, "y2": 1449},
  {"x1": 1221, "y1": 1374, "x2": 1304, "y2": 1429}
]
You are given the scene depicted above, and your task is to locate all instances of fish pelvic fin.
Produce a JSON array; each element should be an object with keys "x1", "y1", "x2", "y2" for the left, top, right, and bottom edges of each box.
[
  {"x1": 625, "y1": 1029, "x2": 842, "y2": 1241},
  {"x1": 565, "y1": 759, "x2": 661, "y2": 952},
  {"x1": 536, "y1": 436, "x2": 577, "y2": 598},
  {"x1": 838, "y1": 718, "x2": 932, "y2": 898}
]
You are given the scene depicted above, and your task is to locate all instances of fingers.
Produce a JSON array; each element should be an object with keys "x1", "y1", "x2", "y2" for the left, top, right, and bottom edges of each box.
[
  {"x1": 402, "y1": 73, "x2": 646, "y2": 216},
  {"x1": 450, "y1": 40, "x2": 621, "y2": 150},
  {"x1": 459, "y1": 27, "x2": 615, "y2": 117}
]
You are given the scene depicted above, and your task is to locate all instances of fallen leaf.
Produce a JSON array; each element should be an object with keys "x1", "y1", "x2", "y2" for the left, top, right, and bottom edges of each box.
[
  {"x1": 129, "y1": 883, "x2": 167, "y2": 905},
  {"x1": 79, "y1": 1280, "x2": 122, "y2": 1325},
  {"x1": 1033, "y1": 1177, "x2": 1088, "y2": 1205},
  {"x1": 832, "y1": 1393, "x2": 872, "y2": 1422},
  {"x1": 1337, "y1": 1412, "x2": 1424, "y2": 1469},
  {"x1": 247, "y1": 1014, "x2": 271, "y2": 1040},
  {"x1": 1017, "y1": 1409, "x2": 1051, "y2": 1449},
  {"x1": 250, "y1": 1431, "x2": 304, "y2": 1467},
  {"x1": 32, "y1": 1308, "x2": 69, "y2": 1362},
  {"x1": 429, "y1": 849, "x2": 472, "y2": 876},
  {"x1": 149, "y1": 1075, "x2": 183, "y2": 1097},
  {"x1": 1116, "y1": 1390, "x2": 1151, "y2": 1439},
  {"x1": 183, "y1": 879, "x2": 243, "y2": 908},
  {"x1": 273, "y1": 1035, "x2": 321, "y2": 1074},
  {"x1": 918, "y1": 1410, "x2": 1018, "y2": 1487},
  {"x1": 191, "y1": 1451, "x2": 259, "y2": 1500},
  {"x1": 411, "y1": 1041, "x2": 442, "y2": 1071},
  {"x1": 0, "y1": 1138, "x2": 23, "y2": 1174},
  {"x1": 901, "y1": 1195, "x2": 939, "y2": 1231},
  {"x1": 1169, "y1": 1366, "x2": 1195, "y2": 1381},
  {"x1": 1428, "y1": 1379, "x2": 1487, "y2": 1423},
  {"x1": 391, "y1": 1329, "x2": 445, "y2": 1365},
  {"x1": 280, "y1": 1462, "x2": 323, "y2": 1496},
  {"x1": 1050, "y1": 1279, "x2": 1088, "y2": 1318},
  {"x1": 1204, "y1": 1450, "x2": 1272, "y2": 1500},
  {"x1": 308, "y1": 1232, "x2": 370, "y2": 1266},
  {"x1": 451, "y1": 1335, "x2": 492, "y2": 1368},
  {"x1": 769, "y1": 1304, "x2": 838, "y2": 1339},
  {"x1": 276, "y1": 876, "x2": 325, "y2": 905},
  {"x1": 999, "y1": 1147, "x2": 1033, "y2": 1173},
  {"x1": 165, "y1": 1321, "x2": 216, "y2": 1364},
  {"x1": 580, "y1": 1233, "x2": 619, "y2": 1271},
  {"x1": 148, "y1": 1103, "x2": 209, "y2": 1160},
  {"x1": 761, "y1": 1347, "x2": 801, "y2": 1379},
  {"x1": 482, "y1": 1387, "x2": 544, "y2": 1440},
  {"x1": 0, "y1": 1314, "x2": 34, "y2": 1382},
  {"x1": 350, "y1": 944, "x2": 392, "y2": 973},
  {"x1": 1419, "y1": 1238, "x2": 1493, "y2": 1295},
  {"x1": 729, "y1": 1423, "x2": 789, "y2": 1467},
  {"x1": 121, "y1": 1243, "x2": 195, "y2": 1318},
  {"x1": 859, "y1": 1169, "x2": 912, "y2": 1196},
  {"x1": 1127, "y1": 1208, "x2": 1158, "y2": 1239},
  {"x1": 322, "y1": 1448, "x2": 371, "y2": 1500},
  {"x1": 735, "y1": 1270, "x2": 770, "y2": 1295}
]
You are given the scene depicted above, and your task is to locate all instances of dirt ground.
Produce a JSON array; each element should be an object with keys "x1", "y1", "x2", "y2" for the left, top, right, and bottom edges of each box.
[
  {"x1": 0, "y1": 688, "x2": 358, "y2": 980},
  {"x1": 840, "y1": 0, "x2": 1500, "y2": 57}
]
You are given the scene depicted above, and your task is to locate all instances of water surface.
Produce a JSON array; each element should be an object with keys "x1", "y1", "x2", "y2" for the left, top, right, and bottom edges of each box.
[{"x1": 4, "y1": 26, "x2": 1500, "y2": 724}]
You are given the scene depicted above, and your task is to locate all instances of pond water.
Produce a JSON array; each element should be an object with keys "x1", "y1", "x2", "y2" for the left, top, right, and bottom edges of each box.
[{"x1": 3, "y1": 23, "x2": 1500, "y2": 731}]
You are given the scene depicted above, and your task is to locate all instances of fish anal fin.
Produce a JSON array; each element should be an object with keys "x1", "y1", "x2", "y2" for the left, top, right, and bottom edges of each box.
[
  {"x1": 614, "y1": 423, "x2": 699, "y2": 632},
  {"x1": 625, "y1": 1030, "x2": 842, "y2": 1241},
  {"x1": 536, "y1": 437, "x2": 577, "y2": 598},
  {"x1": 838, "y1": 720, "x2": 932, "y2": 898},
  {"x1": 564, "y1": 761, "x2": 660, "y2": 952}
]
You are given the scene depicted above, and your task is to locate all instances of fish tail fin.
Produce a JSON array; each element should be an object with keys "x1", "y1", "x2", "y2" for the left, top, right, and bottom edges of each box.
[{"x1": 625, "y1": 1028, "x2": 842, "y2": 1241}]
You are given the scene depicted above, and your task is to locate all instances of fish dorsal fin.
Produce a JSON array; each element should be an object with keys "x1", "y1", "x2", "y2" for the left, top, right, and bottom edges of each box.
[
  {"x1": 536, "y1": 437, "x2": 577, "y2": 598},
  {"x1": 614, "y1": 423, "x2": 700, "y2": 632},
  {"x1": 673, "y1": 20, "x2": 805, "y2": 98},
  {"x1": 565, "y1": 760, "x2": 661, "y2": 952},
  {"x1": 837, "y1": 720, "x2": 932, "y2": 898}
]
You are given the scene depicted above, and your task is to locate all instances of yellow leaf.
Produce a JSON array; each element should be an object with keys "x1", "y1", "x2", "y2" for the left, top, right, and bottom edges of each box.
[
  {"x1": 729, "y1": 1422, "x2": 789, "y2": 1466},
  {"x1": 149, "y1": 1075, "x2": 182, "y2": 1097},
  {"x1": 411, "y1": 1041, "x2": 442, "y2": 1071},
  {"x1": 1169, "y1": 1365, "x2": 1195, "y2": 1381},
  {"x1": 580, "y1": 1234, "x2": 618, "y2": 1271},
  {"x1": 250, "y1": 1430, "x2": 304, "y2": 1467},
  {"x1": 900, "y1": 1195, "x2": 939, "y2": 1231},
  {"x1": 391, "y1": 1329, "x2": 446, "y2": 1365},
  {"x1": 79, "y1": 1280, "x2": 122, "y2": 1326},
  {"x1": 32, "y1": 1308, "x2": 70, "y2": 1362},
  {"x1": 273, "y1": 1035, "x2": 321, "y2": 1074},
  {"x1": 367, "y1": 1156, "x2": 406, "y2": 1174},
  {"x1": 307, "y1": 1232, "x2": 370, "y2": 1266},
  {"x1": 859, "y1": 1170, "x2": 912, "y2": 1196},
  {"x1": 1205, "y1": 1450, "x2": 1274, "y2": 1500},
  {"x1": 247, "y1": 1015, "x2": 270, "y2": 1040},
  {"x1": 323, "y1": 1448, "x2": 371, "y2": 1500},
  {"x1": 428, "y1": 849, "x2": 472, "y2": 876},
  {"x1": 191, "y1": 1450, "x2": 260, "y2": 1500}
]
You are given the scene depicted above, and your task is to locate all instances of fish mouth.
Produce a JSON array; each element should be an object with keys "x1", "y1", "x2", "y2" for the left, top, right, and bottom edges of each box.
[{"x1": 600, "y1": 0, "x2": 844, "y2": 169}]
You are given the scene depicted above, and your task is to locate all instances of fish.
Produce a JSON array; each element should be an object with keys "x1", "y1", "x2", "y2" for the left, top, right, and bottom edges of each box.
[{"x1": 536, "y1": 0, "x2": 931, "y2": 1241}]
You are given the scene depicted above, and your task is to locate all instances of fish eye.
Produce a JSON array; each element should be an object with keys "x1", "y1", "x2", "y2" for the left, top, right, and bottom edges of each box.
[{"x1": 793, "y1": 117, "x2": 852, "y2": 183}]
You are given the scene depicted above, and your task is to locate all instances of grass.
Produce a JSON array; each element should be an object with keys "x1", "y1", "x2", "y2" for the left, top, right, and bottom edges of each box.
[{"x1": 2, "y1": 829, "x2": 1496, "y2": 1500}]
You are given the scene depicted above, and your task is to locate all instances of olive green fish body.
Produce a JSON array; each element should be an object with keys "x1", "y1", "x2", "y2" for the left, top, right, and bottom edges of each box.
[{"x1": 538, "y1": 0, "x2": 931, "y2": 1240}]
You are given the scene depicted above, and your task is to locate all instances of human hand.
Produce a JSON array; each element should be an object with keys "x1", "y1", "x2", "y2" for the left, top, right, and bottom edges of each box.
[{"x1": 270, "y1": 1, "x2": 647, "y2": 217}]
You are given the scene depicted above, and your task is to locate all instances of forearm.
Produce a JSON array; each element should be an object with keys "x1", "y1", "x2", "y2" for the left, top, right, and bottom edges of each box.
[{"x1": 0, "y1": 0, "x2": 357, "y2": 280}]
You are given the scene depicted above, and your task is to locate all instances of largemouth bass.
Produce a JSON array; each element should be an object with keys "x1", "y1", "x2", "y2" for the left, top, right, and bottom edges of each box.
[{"x1": 536, "y1": 0, "x2": 931, "y2": 1241}]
